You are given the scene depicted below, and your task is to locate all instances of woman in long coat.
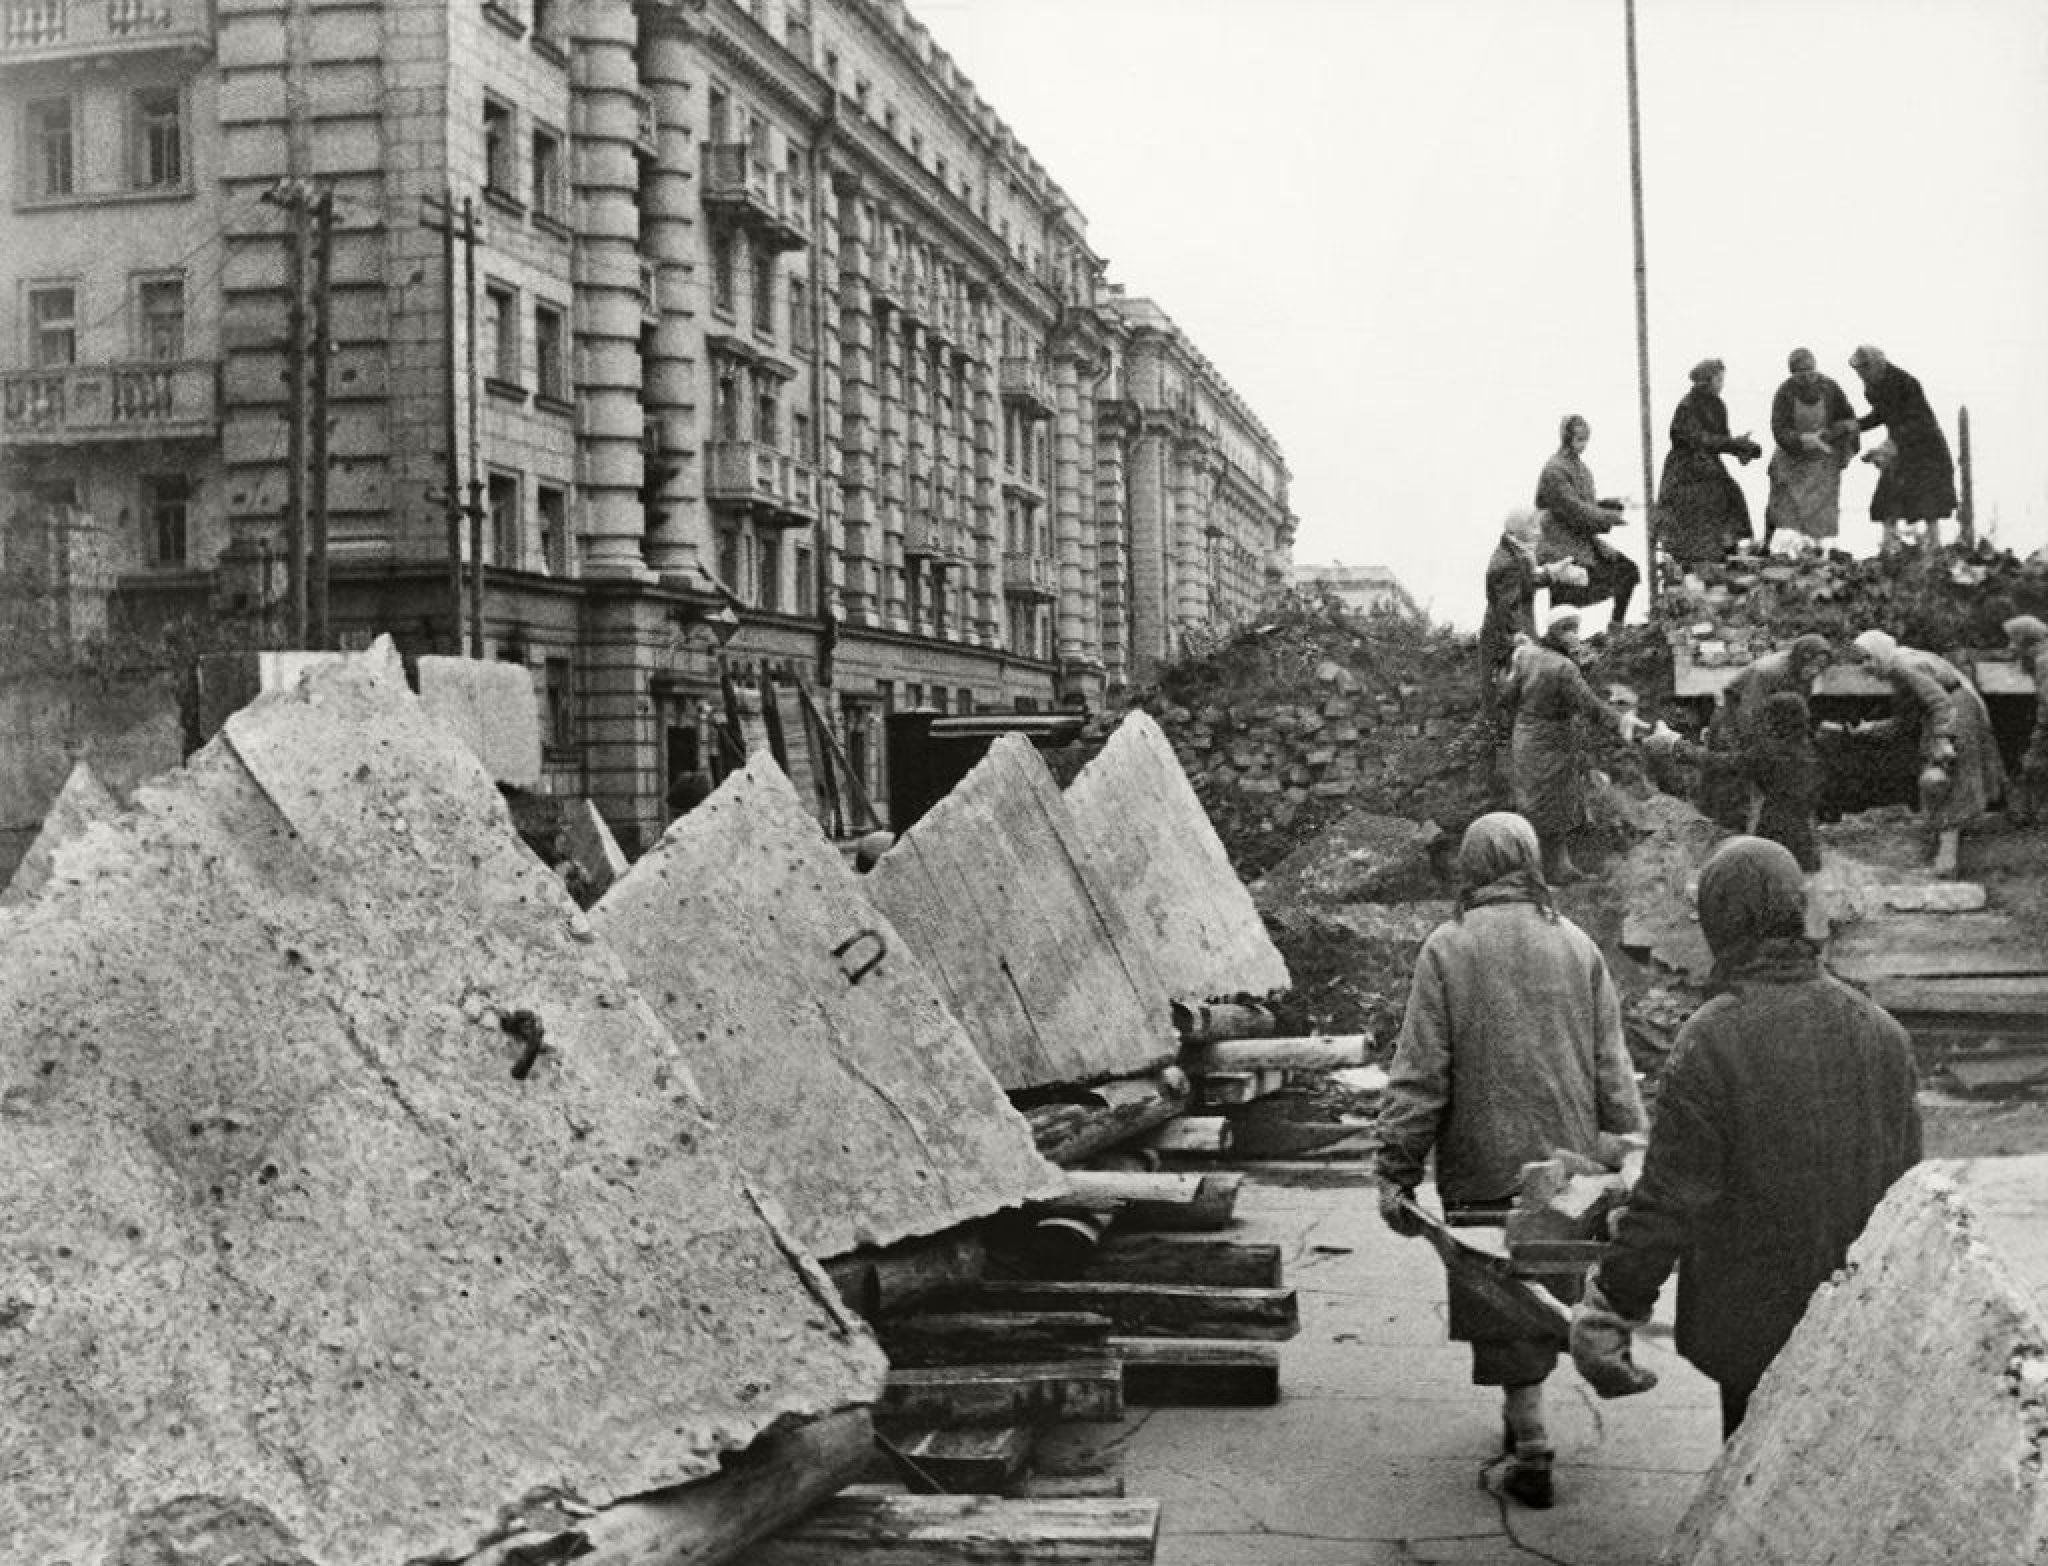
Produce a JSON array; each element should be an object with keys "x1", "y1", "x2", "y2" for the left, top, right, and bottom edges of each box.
[
  {"x1": 1376, "y1": 812, "x2": 1646, "y2": 1506},
  {"x1": 1763, "y1": 348, "x2": 1860, "y2": 547},
  {"x1": 1501, "y1": 613, "x2": 1639, "y2": 882},
  {"x1": 1849, "y1": 345, "x2": 1957, "y2": 546},
  {"x1": 1534, "y1": 415, "x2": 1641, "y2": 627},
  {"x1": 1574, "y1": 837, "x2": 1920, "y2": 1437},
  {"x1": 1848, "y1": 628, "x2": 2004, "y2": 875},
  {"x1": 1655, "y1": 359, "x2": 1761, "y2": 564}
]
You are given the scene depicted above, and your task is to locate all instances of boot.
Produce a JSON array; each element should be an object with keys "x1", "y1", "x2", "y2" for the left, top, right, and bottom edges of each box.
[{"x1": 1502, "y1": 1441, "x2": 1556, "y2": 1509}]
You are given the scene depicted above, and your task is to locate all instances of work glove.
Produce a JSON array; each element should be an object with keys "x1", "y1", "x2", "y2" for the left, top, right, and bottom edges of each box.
[
  {"x1": 1571, "y1": 1277, "x2": 1659, "y2": 1399},
  {"x1": 1377, "y1": 1179, "x2": 1425, "y2": 1239}
]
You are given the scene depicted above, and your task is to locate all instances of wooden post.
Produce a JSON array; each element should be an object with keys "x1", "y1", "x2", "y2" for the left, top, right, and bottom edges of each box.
[
  {"x1": 462, "y1": 192, "x2": 485, "y2": 657},
  {"x1": 1625, "y1": 0, "x2": 1657, "y2": 605},
  {"x1": 284, "y1": 183, "x2": 310, "y2": 646},
  {"x1": 307, "y1": 186, "x2": 334, "y2": 649},
  {"x1": 1957, "y1": 404, "x2": 1975, "y2": 546}
]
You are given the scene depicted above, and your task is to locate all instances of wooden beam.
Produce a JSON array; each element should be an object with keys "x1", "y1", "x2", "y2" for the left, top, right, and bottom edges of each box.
[
  {"x1": 1136, "y1": 1116, "x2": 1231, "y2": 1156},
  {"x1": 879, "y1": 1424, "x2": 1037, "y2": 1495},
  {"x1": 1181, "y1": 1034, "x2": 1368, "y2": 1073},
  {"x1": 825, "y1": 1231, "x2": 988, "y2": 1321},
  {"x1": 740, "y1": 1493, "x2": 1161, "y2": 1566},
  {"x1": 880, "y1": 1360, "x2": 1124, "y2": 1427},
  {"x1": 1080, "y1": 1235, "x2": 1283, "y2": 1289},
  {"x1": 1194, "y1": 1067, "x2": 1288, "y2": 1108},
  {"x1": 974, "y1": 1279, "x2": 1298, "y2": 1341},
  {"x1": 1113, "y1": 1337, "x2": 1281, "y2": 1407},
  {"x1": 1022, "y1": 1068, "x2": 1193, "y2": 1166},
  {"x1": 877, "y1": 1310, "x2": 1114, "y2": 1368},
  {"x1": 501, "y1": 1407, "x2": 875, "y2": 1566},
  {"x1": 1172, "y1": 999, "x2": 1277, "y2": 1044}
]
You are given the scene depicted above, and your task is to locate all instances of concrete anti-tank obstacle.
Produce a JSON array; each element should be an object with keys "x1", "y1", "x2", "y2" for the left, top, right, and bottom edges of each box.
[
  {"x1": 864, "y1": 733, "x2": 1179, "y2": 1092},
  {"x1": 1065, "y1": 711, "x2": 1290, "y2": 1003},
  {"x1": 0, "y1": 756, "x2": 119, "y2": 907},
  {"x1": 592, "y1": 756, "x2": 1065, "y2": 1260},
  {"x1": 1661, "y1": 1156, "x2": 2048, "y2": 1564},
  {"x1": 0, "y1": 641, "x2": 884, "y2": 1566}
]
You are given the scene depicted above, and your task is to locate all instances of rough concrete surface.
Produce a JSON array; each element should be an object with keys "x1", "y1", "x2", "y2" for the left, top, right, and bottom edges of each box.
[
  {"x1": 0, "y1": 756, "x2": 118, "y2": 906},
  {"x1": 593, "y1": 758, "x2": 1065, "y2": 1259},
  {"x1": 0, "y1": 644, "x2": 883, "y2": 1566},
  {"x1": 865, "y1": 734, "x2": 1178, "y2": 1091},
  {"x1": 564, "y1": 795, "x2": 631, "y2": 892},
  {"x1": 416, "y1": 653, "x2": 543, "y2": 787},
  {"x1": 0, "y1": 669, "x2": 181, "y2": 882},
  {"x1": 1068, "y1": 711, "x2": 1291, "y2": 1003},
  {"x1": 1664, "y1": 1156, "x2": 2048, "y2": 1565}
]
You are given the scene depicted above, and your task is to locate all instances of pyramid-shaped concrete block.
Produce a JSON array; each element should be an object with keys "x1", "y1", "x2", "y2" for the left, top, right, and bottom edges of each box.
[
  {"x1": 416, "y1": 652, "x2": 543, "y2": 787},
  {"x1": 594, "y1": 758, "x2": 1066, "y2": 1258},
  {"x1": 1, "y1": 757, "x2": 119, "y2": 907},
  {"x1": 1662, "y1": 1157, "x2": 2048, "y2": 1563},
  {"x1": 0, "y1": 643, "x2": 883, "y2": 1566},
  {"x1": 1066, "y1": 711, "x2": 1290, "y2": 1002},
  {"x1": 864, "y1": 733, "x2": 1178, "y2": 1091}
]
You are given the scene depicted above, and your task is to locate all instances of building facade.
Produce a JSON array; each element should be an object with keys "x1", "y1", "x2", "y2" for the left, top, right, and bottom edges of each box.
[
  {"x1": 1292, "y1": 562, "x2": 1420, "y2": 619},
  {"x1": 1, "y1": 0, "x2": 1294, "y2": 851}
]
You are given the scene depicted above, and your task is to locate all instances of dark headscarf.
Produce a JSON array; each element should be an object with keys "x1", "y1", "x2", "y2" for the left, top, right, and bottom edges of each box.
[
  {"x1": 1788, "y1": 633, "x2": 1833, "y2": 676},
  {"x1": 1697, "y1": 836, "x2": 1816, "y2": 988},
  {"x1": 1454, "y1": 811, "x2": 1554, "y2": 920}
]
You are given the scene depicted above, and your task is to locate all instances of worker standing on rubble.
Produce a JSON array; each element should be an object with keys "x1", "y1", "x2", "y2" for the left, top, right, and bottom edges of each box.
[
  {"x1": 1479, "y1": 507, "x2": 1587, "y2": 724},
  {"x1": 1500, "y1": 611, "x2": 1648, "y2": 884},
  {"x1": 2002, "y1": 615, "x2": 2048, "y2": 824},
  {"x1": 1653, "y1": 358, "x2": 1762, "y2": 565},
  {"x1": 1571, "y1": 837, "x2": 1920, "y2": 1437},
  {"x1": 1534, "y1": 415, "x2": 1641, "y2": 631},
  {"x1": 1701, "y1": 634, "x2": 1833, "y2": 830},
  {"x1": 1375, "y1": 811, "x2": 1646, "y2": 1511},
  {"x1": 1848, "y1": 345, "x2": 1958, "y2": 551}
]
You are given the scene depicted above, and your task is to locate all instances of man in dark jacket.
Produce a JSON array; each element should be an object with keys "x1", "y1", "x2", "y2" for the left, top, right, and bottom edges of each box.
[
  {"x1": 1571, "y1": 836, "x2": 1921, "y2": 1437},
  {"x1": 1376, "y1": 812, "x2": 1646, "y2": 1508}
]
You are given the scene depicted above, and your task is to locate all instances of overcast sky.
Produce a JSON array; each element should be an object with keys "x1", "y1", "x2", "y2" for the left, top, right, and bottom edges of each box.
[{"x1": 922, "y1": 0, "x2": 2048, "y2": 629}]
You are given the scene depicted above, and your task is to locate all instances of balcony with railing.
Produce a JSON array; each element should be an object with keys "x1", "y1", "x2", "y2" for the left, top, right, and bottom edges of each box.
[
  {"x1": 1, "y1": 0, "x2": 209, "y2": 64},
  {"x1": 3, "y1": 360, "x2": 218, "y2": 445},
  {"x1": 999, "y1": 356, "x2": 1056, "y2": 418},
  {"x1": 700, "y1": 144, "x2": 809, "y2": 251},
  {"x1": 1002, "y1": 551, "x2": 1057, "y2": 602},
  {"x1": 704, "y1": 439, "x2": 818, "y2": 526},
  {"x1": 904, "y1": 512, "x2": 973, "y2": 569}
]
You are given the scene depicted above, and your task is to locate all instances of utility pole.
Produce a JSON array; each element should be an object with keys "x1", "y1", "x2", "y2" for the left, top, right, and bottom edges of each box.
[
  {"x1": 463, "y1": 192, "x2": 485, "y2": 658},
  {"x1": 308, "y1": 187, "x2": 335, "y2": 649},
  {"x1": 1624, "y1": 0, "x2": 1656, "y2": 609},
  {"x1": 1957, "y1": 405, "x2": 1975, "y2": 548},
  {"x1": 420, "y1": 192, "x2": 482, "y2": 655},
  {"x1": 281, "y1": 182, "x2": 312, "y2": 646}
]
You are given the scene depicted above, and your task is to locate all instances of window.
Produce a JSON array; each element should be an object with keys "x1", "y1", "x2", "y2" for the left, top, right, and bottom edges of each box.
[
  {"x1": 130, "y1": 88, "x2": 184, "y2": 190},
  {"x1": 712, "y1": 232, "x2": 736, "y2": 314},
  {"x1": 708, "y1": 86, "x2": 730, "y2": 144},
  {"x1": 487, "y1": 470, "x2": 521, "y2": 566},
  {"x1": 533, "y1": 302, "x2": 567, "y2": 401},
  {"x1": 26, "y1": 98, "x2": 73, "y2": 199},
  {"x1": 544, "y1": 657, "x2": 575, "y2": 748},
  {"x1": 716, "y1": 525, "x2": 742, "y2": 598},
  {"x1": 957, "y1": 687, "x2": 973, "y2": 716},
  {"x1": 755, "y1": 387, "x2": 778, "y2": 447},
  {"x1": 28, "y1": 286, "x2": 76, "y2": 369},
  {"x1": 483, "y1": 98, "x2": 515, "y2": 197},
  {"x1": 142, "y1": 474, "x2": 191, "y2": 567},
  {"x1": 794, "y1": 545, "x2": 814, "y2": 615},
  {"x1": 791, "y1": 410, "x2": 812, "y2": 461},
  {"x1": 537, "y1": 483, "x2": 568, "y2": 575},
  {"x1": 531, "y1": 127, "x2": 564, "y2": 222},
  {"x1": 757, "y1": 533, "x2": 781, "y2": 611},
  {"x1": 532, "y1": 0, "x2": 561, "y2": 48},
  {"x1": 484, "y1": 282, "x2": 519, "y2": 385},
  {"x1": 137, "y1": 278, "x2": 184, "y2": 361},
  {"x1": 789, "y1": 276, "x2": 810, "y2": 352},
  {"x1": 750, "y1": 245, "x2": 774, "y2": 335}
]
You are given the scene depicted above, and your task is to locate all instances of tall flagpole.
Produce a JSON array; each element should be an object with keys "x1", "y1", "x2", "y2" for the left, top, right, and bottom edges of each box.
[{"x1": 1624, "y1": 0, "x2": 1656, "y2": 608}]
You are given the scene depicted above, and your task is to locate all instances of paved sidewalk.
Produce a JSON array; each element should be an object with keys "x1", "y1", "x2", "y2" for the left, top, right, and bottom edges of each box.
[{"x1": 1048, "y1": 1169, "x2": 1723, "y2": 1566}]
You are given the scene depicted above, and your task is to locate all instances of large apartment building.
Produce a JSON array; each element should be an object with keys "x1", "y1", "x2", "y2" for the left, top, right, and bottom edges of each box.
[{"x1": 0, "y1": 0, "x2": 1295, "y2": 851}]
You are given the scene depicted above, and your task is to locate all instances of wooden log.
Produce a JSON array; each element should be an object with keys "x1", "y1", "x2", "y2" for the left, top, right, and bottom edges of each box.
[
  {"x1": 974, "y1": 1279, "x2": 1298, "y2": 1341},
  {"x1": 738, "y1": 1493, "x2": 1161, "y2": 1566},
  {"x1": 1136, "y1": 1116, "x2": 1231, "y2": 1156},
  {"x1": 1181, "y1": 1034, "x2": 1368, "y2": 1073},
  {"x1": 880, "y1": 1360, "x2": 1124, "y2": 1427},
  {"x1": 1122, "y1": 1172, "x2": 1242, "y2": 1232},
  {"x1": 1022, "y1": 1068, "x2": 1193, "y2": 1166},
  {"x1": 877, "y1": 1310, "x2": 1114, "y2": 1369},
  {"x1": 494, "y1": 1407, "x2": 875, "y2": 1566},
  {"x1": 880, "y1": 1424, "x2": 1037, "y2": 1494},
  {"x1": 1080, "y1": 1235, "x2": 1283, "y2": 1289},
  {"x1": 1039, "y1": 1171, "x2": 1243, "y2": 1233},
  {"x1": 1194, "y1": 1067, "x2": 1288, "y2": 1108},
  {"x1": 1112, "y1": 1337, "x2": 1281, "y2": 1407},
  {"x1": 1172, "y1": 999, "x2": 1277, "y2": 1044},
  {"x1": 827, "y1": 1231, "x2": 988, "y2": 1320}
]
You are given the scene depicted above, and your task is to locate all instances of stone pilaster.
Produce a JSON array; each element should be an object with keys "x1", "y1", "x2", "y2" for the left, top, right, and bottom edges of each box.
[
  {"x1": 639, "y1": 23, "x2": 703, "y2": 578},
  {"x1": 834, "y1": 178, "x2": 877, "y2": 625},
  {"x1": 570, "y1": 1, "x2": 649, "y2": 579},
  {"x1": 877, "y1": 305, "x2": 907, "y2": 630},
  {"x1": 1094, "y1": 404, "x2": 1134, "y2": 687},
  {"x1": 1171, "y1": 437, "x2": 1211, "y2": 643},
  {"x1": 1128, "y1": 423, "x2": 1171, "y2": 681},
  {"x1": 1051, "y1": 351, "x2": 1087, "y2": 663}
]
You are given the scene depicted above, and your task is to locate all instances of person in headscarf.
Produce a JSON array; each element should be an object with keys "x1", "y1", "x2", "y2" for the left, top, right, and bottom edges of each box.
[
  {"x1": 1745, "y1": 692, "x2": 1822, "y2": 872},
  {"x1": 1500, "y1": 610, "x2": 1646, "y2": 883},
  {"x1": 1571, "y1": 837, "x2": 1920, "y2": 1440},
  {"x1": 2004, "y1": 615, "x2": 2048, "y2": 823},
  {"x1": 1846, "y1": 628, "x2": 2004, "y2": 875},
  {"x1": 1654, "y1": 359, "x2": 1762, "y2": 565},
  {"x1": 1479, "y1": 507, "x2": 1588, "y2": 723},
  {"x1": 1700, "y1": 634, "x2": 1834, "y2": 829},
  {"x1": 1534, "y1": 415, "x2": 1641, "y2": 629},
  {"x1": 1848, "y1": 345, "x2": 1958, "y2": 551},
  {"x1": 1375, "y1": 811, "x2": 1646, "y2": 1510},
  {"x1": 1763, "y1": 348, "x2": 1860, "y2": 549}
]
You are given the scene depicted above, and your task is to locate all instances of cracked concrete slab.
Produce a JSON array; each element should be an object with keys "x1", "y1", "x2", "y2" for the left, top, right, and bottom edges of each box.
[
  {"x1": 1664, "y1": 1156, "x2": 2048, "y2": 1564},
  {"x1": 1065, "y1": 712, "x2": 1290, "y2": 1003},
  {"x1": 416, "y1": 653, "x2": 543, "y2": 787},
  {"x1": 1, "y1": 757, "x2": 119, "y2": 906},
  {"x1": 0, "y1": 644, "x2": 884, "y2": 1566},
  {"x1": 592, "y1": 757, "x2": 1065, "y2": 1259},
  {"x1": 865, "y1": 734, "x2": 1177, "y2": 1090}
]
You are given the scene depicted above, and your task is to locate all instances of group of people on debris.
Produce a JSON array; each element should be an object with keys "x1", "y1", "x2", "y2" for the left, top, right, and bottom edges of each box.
[
  {"x1": 1372, "y1": 813, "x2": 1922, "y2": 1509},
  {"x1": 1655, "y1": 344, "x2": 1961, "y2": 561}
]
